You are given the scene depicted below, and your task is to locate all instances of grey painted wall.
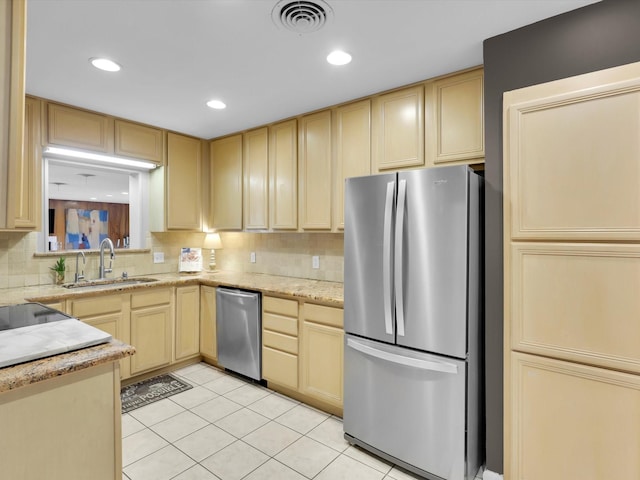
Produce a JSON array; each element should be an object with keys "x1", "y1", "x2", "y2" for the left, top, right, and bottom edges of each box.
[{"x1": 482, "y1": 0, "x2": 640, "y2": 473}]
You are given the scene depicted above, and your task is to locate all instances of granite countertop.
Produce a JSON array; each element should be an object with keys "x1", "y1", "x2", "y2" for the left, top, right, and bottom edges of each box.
[
  {"x1": 0, "y1": 271, "x2": 344, "y2": 307},
  {"x1": 0, "y1": 339, "x2": 135, "y2": 393}
]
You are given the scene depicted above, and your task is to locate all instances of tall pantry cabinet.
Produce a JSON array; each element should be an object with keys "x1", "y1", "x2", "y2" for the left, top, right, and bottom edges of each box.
[{"x1": 503, "y1": 61, "x2": 640, "y2": 480}]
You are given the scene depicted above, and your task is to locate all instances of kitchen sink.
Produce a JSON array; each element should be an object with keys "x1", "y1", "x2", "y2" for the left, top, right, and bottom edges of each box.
[{"x1": 62, "y1": 277, "x2": 159, "y2": 290}]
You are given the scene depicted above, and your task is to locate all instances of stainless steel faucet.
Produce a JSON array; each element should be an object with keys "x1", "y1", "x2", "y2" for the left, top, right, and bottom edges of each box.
[
  {"x1": 74, "y1": 251, "x2": 85, "y2": 283},
  {"x1": 99, "y1": 238, "x2": 115, "y2": 279}
]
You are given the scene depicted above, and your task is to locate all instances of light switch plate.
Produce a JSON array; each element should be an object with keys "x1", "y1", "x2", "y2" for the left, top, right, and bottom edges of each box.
[
  {"x1": 312, "y1": 255, "x2": 320, "y2": 269},
  {"x1": 153, "y1": 252, "x2": 164, "y2": 264},
  {"x1": 250, "y1": 252, "x2": 256, "y2": 263}
]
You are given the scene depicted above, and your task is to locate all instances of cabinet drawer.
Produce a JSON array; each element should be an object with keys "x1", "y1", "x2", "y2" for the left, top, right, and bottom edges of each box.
[
  {"x1": 131, "y1": 288, "x2": 172, "y2": 309},
  {"x1": 303, "y1": 303, "x2": 343, "y2": 328},
  {"x1": 263, "y1": 296, "x2": 298, "y2": 317},
  {"x1": 70, "y1": 295, "x2": 122, "y2": 317},
  {"x1": 263, "y1": 312, "x2": 298, "y2": 336},
  {"x1": 263, "y1": 346, "x2": 298, "y2": 390},
  {"x1": 263, "y1": 330, "x2": 298, "y2": 354}
]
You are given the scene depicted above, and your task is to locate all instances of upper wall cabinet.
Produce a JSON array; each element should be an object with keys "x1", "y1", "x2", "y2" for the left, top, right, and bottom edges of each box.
[
  {"x1": 210, "y1": 134, "x2": 243, "y2": 230},
  {"x1": 1, "y1": 0, "x2": 28, "y2": 230},
  {"x1": 372, "y1": 85, "x2": 424, "y2": 172},
  {"x1": 269, "y1": 119, "x2": 298, "y2": 230},
  {"x1": 114, "y1": 119, "x2": 165, "y2": 165},
  {"x1": 46, "y1": 102, "x2": 114, "y2": 153},
  {"x1": 333, "y1": 100, "x2": 371, "y2": 230},
  {"x1": 425, "y1": 68, "x2": 484, "y2": 167},
  {"x1": 243, "y1": 127, "x2": 269, "y2": 230},
  {"x1": 299, "y1": 110, "x2": 332, "y2": 230},
  {"x1": 166, "y1": 132, "x2": 202, "y2": 230}
]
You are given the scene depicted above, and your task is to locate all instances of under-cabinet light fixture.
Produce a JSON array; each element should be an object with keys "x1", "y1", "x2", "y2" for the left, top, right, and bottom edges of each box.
[{"x1": 44, "y1": 146, "x2": 157, "y2": 170}]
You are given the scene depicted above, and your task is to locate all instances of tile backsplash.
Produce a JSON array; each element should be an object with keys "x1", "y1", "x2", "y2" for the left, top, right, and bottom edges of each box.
[{"x1": 0, "y1": 231, "x2": 344, "y2": 289}]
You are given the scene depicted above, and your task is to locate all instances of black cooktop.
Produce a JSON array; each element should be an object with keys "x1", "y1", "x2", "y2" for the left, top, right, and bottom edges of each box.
[{"x1": 0, "y1": 303, "x2": 73, "y2": 331}]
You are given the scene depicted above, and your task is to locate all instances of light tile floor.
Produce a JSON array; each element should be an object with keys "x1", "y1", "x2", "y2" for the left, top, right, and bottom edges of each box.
[{"x1": 122, "y1": 362, "x2": 483, "y2": 480}]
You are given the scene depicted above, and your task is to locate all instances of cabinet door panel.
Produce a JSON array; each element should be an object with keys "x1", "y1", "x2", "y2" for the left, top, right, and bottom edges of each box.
[
  {"x1": 243, "y1": 127, "x2": 269, "y2": 230},
  {"x1": 300, "y1": 320, "x2": 343, "y2": 407},
  {"x1": 263, "y1": 346, "x2": 298, "y2": 390},
  {"x1": 175, "y1": 285, "x2": 200, "y2": 361},
  {"x1": 47, "y1": 103, "x2": 113, "y2": 153},
  {"x1": 269, "y1": 120, "x2": 297, "y2": 229},
  {"x1": 130, "y1": 305, "x2": 172, "y2": 374},
  {"x1": 211, "y1": 134, "x2": 243, "y2": 230},
  {"x1": 166, "y1": 132, "x2": 202, "y2": 230},
  {"x1": 510, "y1": 352, "x2": 640, "y2": 480},
  {"x1": 299, "y1": 110, "x2": 331, "y2": 230},
  {"x1": 114, "y1": 119, "x2": 164, "y2": 164},
  {"x1": 200, "y1": 285, "x2": 217, "y2": 359}
]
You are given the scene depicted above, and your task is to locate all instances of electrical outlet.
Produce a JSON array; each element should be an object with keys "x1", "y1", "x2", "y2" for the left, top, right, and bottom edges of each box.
[
  {"x1": 312, "y1": 255, "x2": 320, "y2": 269},
  {"x1": 250, "y1": 252, "x2": 256, "y2": 263},
  {"x1": 153, "y1": 252, "x2": 164, "y2": 264}
]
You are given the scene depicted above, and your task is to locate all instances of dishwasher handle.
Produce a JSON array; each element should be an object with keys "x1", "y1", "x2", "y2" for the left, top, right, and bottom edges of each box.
[{"x1": 217, "y1": 287, "x2": 259, "y2": 299}]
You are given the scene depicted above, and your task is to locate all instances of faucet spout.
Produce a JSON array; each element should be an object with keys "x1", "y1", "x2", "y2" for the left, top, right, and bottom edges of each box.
[
  {"x1": 74, "y1": 251, "x2": 86, "y2": 283},
  {"x1": 99, "y1": 238, "x2": 115, "y2": 279}
]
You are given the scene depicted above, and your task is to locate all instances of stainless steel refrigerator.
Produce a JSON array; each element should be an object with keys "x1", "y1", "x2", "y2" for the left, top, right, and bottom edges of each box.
[{"x1": 343, "y1": 165, "x2": 482, "y2": 480}]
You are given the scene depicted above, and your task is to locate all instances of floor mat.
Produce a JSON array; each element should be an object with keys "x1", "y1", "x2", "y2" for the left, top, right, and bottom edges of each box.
[{"x1": 121, "y1": 373, "x2": 193, "y2": 413}]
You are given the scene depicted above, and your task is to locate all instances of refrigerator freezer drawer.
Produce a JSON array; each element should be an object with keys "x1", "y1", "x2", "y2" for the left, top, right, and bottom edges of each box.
[{"x1": 344, "y1": 335, "x2": 468, "y2": 480}]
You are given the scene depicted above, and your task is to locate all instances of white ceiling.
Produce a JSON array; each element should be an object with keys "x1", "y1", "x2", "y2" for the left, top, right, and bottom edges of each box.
[{"x1": 26, "y1": 0, "x2": 599, "y2": 141}]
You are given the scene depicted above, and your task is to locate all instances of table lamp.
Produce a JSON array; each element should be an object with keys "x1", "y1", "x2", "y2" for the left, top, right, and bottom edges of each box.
[{"x1": 203, "y1": 233, "x2": 223, "y2": 270}]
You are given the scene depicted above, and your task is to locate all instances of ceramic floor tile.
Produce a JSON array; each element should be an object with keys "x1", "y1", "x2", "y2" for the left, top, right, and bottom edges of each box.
[
  {"x1": 128, "y1": 398, "x2": 186, "y2": 427},
  {"x1": 169, "y1": 385, "x2": 219, "y2": 410},
  {"x1": 190, "y1": 396, "x2": 243, "y2": 424},
  {"x1": 122, "y1": 429, "x2": 169, "y2": 467},
  {"x1": 150, "y1": 410, "x2": 209, "y2": 443},
  {"x1": 315, "y1": 454, "x2": 385, "y2": 480},
  {"x1": 200, "y1": 440, "x2": 269, "y2": 480},
  {"x1": 223, "y1": 383, "x2": 271, "y2": 406},
  {"x1": 173, "y1": 424, "x2": 236, "y2": 462},
  {"x1": 241, "y1": 458, "x2": 307, "y2": 480},
  {"x1": 171, "y1": 464, "x2": 222, "y2": 480},
  {"x1": 214, "y1": 407, "x2": 270, "y2": 438},
  {"x1": 180, "y1": 366, "x2": 227, "y2": 385},
  {"x1": 344, "y1": 445, "x2": 393, "y2": 474},
  {"x1": 247, "y1": 392, "x2": 299, "y2": 419},
  {"x1": 202, "y1": 374, "x2": 247, "y2": 395},
  {"x1": 122, "y1": 413, "x2": 146, "y2": 438},
  {"x1": 274, "y1": 436, "x2": 340, "y2": 478},
  {"x1": 242, "y1": 421, "x2": 302, "y2": 456},
  {"x1": 386, "y1": 466, "x2": 425, "y2": 480},
  {"x1": 123, "y1": 444, "x2": 195, "y2": 480},
  {"x1": 275, "y1": 403, "x2": 330, "y2": 434},
  {"x1": 173, "y1": 362, "x2": 208, "y2": 376},
  {"x1": 307, "y1": 416, "x2": 350, "y2": 452}
]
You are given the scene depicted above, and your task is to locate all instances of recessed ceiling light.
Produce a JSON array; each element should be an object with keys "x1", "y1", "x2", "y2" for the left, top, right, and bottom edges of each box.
[
  {"x1": 327, "y1": 50, "x2": 352, "y2": 66},
  {"x1": 90, "y1": 197, "x2": 97, "y2": 200},
  {"x1": 90, "y1": 57, "x2": 121, "y2": 72},
  {"x1": 106, "y1": 194, "x2": 113, "y2": 197},
  {"x1": 121, "y1": 191, "x2": 129, "y2": 195},
  {"x1": 206, "y1": 99, "x2": 227, "y2": 110}
]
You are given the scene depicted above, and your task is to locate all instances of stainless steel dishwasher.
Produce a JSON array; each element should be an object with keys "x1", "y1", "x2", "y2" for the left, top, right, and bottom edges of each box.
[{"x1": 216, "y1": 287, "x2": 262, "y2": 381}]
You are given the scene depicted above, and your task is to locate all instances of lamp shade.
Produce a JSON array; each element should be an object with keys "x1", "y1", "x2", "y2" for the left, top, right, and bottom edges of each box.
[{"x1": 203, "y1": 233, "x2": 223, "y2": 249}]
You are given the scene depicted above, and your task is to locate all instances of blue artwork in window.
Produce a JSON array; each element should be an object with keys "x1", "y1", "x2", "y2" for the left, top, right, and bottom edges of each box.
[{"x1": 65, "y1": 209, "x2": 108, "y2": 249}]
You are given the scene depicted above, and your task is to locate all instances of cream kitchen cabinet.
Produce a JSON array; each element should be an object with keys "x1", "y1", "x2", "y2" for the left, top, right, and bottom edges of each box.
[
  {"x1": 300, "y1": 302, "x2": 343, "y2": 409},
  {"x1": 210, "y1": 134, "x2": 243, "y2": 230},
  {"x1": 0, "y1": 0, "x2": 29, "y2": 230},
  {"x1": 129, "y1": 287, "x2": 173, "y2": 375},
  {"x1": 69, "y1": 293, "x2": 131, "y2": 379},
  {"x1": 298, "y1": 110, "x2": 332, "y2": 230},
  {"x1": 504, "y1": 61, "x2": 640, "y2": 479},
  {"x1": 46, "y1": 102, "x2": 114, "y2": 153},
  {"x1": 425, "y1": 68, "x2": 484, "y2": 167},
  {"x1": 243, "y1": 127, "x2": 269, "y2": 230},
  {"x1": 262, "y1": 295, "x2": 299, "y2": 390},
  {"x1": 200, "y1": 285, "x2": 217, "y2": 361},
  {"x1": 175, "y1": 285, "x2": 200, "y2": 361},
  {"x1": 114, "y1": 119, "x2": 165, "y2": 165},
  {"x1": 372, "y1": 85, "x2": 424, "y2": 172},
  {"x1": 333, "y1": 99, "x2": 371, "y2": 230},
  {"x1": 165, "y1": 132, "x2": 203, "y2": 230},
  {"x1": 269, "y1": 119, "x2": 298, "y2": 230}
]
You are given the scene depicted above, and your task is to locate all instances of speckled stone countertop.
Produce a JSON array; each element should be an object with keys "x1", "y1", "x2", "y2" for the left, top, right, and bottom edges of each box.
[
  {"x1": 0, "y1": 271, "x2": 344, "y2": 307},
  {"x1": 0, "y1": 339, "x2": 135, "y2": 393}
]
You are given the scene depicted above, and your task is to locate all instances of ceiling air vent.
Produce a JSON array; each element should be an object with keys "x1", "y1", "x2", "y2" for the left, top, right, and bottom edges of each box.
[{"x1": 272, "y1": 0, "x2": 333, "y2": 34}]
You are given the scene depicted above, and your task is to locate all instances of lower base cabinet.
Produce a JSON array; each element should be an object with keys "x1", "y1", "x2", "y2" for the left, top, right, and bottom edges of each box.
[
  {"x1": 200, "y1": 285, "x2": 217, "y2": 360},
  {"x1": 175, "y1": 285, "x2": 200, "y2": 361},
  {"x1": 130, "y1": 288, "x2": 173, "y2": 376},
  {"x1": 262, "y1": 296, "x2": 299, "y2": 390}
]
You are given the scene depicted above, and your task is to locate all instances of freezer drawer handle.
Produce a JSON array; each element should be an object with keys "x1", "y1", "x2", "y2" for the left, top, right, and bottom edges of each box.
[
  {"x1": 347, "y1": 338, "x2": 458, "y2": 374},
  {"x1": 217, "y1": 288, "x2": 258, "y2": 299},
  {"x1": 382, "y1": 181, "x2": 395, "y2": 335},
  {"x1": 394, "y1": 179, "x2": 407, "y2": 337}
]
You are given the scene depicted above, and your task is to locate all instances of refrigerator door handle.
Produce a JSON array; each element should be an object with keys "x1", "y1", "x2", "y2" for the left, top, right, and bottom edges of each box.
[
  {"x1": 347, "y1": 337, "x2": 458, "y2": 374},
  {"x1": 394, "y1": 179, "x2": 407, "y2": 336},
  {"x1": 382, "y1": 181, "x2": 395, "y2": 335}
]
